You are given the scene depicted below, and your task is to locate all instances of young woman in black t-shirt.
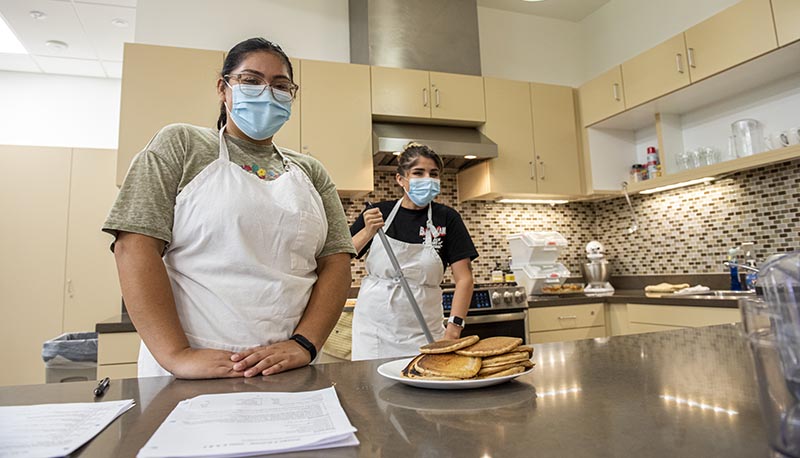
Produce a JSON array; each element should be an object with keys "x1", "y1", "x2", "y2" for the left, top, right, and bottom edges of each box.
[{"x1": 349, "y1": 143, "x2": 478, "y2": 360}]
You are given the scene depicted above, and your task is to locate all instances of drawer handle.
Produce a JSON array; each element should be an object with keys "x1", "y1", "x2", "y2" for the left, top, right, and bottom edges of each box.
[{"x1": 558, "y1": 315, "x2": 577, "y2": 320}]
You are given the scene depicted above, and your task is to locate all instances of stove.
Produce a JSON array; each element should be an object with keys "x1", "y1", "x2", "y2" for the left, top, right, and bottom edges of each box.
[
  {"x1": 441, "y1": 283, "x2": 529, "y2": 343},
  {"x1": 441, "y1": 282, "x2": 528, "y2": 313}
]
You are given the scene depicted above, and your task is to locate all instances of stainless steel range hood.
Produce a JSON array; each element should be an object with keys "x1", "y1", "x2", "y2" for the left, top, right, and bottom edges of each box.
[{"x1": 373, "y1": 123, "x2": 498, "y2": 172}]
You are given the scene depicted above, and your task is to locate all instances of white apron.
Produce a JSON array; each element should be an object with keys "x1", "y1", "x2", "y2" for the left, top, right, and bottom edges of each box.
[
  {"x1": 138, "y1": 127, "x2": 328, "y2": 377},
  {"x1": 351, "y1": 200, "x2": 446, "y2": 361}
]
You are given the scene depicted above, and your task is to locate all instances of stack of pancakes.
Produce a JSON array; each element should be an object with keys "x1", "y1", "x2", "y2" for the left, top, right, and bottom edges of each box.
[{"x1": 401, "y1": 336, "x2": 534, "y2": 380}]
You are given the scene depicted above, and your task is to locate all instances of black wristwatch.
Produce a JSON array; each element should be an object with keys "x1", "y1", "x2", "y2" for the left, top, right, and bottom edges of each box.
[{"x1": 290, "y1": 334, "x2": 317, "y2": 361}]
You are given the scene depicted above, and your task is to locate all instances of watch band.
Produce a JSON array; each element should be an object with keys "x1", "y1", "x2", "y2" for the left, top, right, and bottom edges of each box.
[
  {"x1": 447, "y1": 315, "x2": 465, "y2": 328},
  {"x1": 290, "y1": 334, "x2": 317, "y2": 361}
]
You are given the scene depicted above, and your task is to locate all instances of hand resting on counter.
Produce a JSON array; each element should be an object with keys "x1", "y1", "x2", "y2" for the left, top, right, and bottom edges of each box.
[{"x1": 231, "y1": 340, "x2": 312, "y2": 377}]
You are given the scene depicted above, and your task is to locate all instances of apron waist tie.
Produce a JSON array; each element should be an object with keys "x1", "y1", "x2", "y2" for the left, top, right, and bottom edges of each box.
[{"x1": 365, "y1": 274, "x2": 441, "y2": 290}]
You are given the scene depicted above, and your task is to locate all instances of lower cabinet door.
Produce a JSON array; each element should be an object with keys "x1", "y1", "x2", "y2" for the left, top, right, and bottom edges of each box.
[
  {"x1": 97, "y1": 363, "x2": 138, "y2": 380},
  {"x1": 529, "y1": 326, "x2": 606, "y2": 344}
]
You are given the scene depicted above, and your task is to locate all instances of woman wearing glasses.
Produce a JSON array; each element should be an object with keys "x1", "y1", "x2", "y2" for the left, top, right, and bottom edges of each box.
[{"x1": 103, "y1": 38, "x2": 355, "y2": 379}]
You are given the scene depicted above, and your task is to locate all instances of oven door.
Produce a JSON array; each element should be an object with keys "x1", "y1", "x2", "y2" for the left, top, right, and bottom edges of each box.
[{"x1": 454, "y1": 310, "x2": 528, "y2": 344}]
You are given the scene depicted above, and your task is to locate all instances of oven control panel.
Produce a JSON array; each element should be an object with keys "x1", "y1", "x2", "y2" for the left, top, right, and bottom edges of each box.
[{"x1": 442, "y1": 285, "x2": 527, "y2": 311}]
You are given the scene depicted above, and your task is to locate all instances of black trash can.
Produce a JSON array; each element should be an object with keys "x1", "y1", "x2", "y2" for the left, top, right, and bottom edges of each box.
[{"x1": 42, "y1": 332, "x2": 98, "y2": 383}]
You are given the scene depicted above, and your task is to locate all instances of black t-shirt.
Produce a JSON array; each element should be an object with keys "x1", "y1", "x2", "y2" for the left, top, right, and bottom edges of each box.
[{"x1": 350, "y1": 200, "x2": 479, "y2": 269}]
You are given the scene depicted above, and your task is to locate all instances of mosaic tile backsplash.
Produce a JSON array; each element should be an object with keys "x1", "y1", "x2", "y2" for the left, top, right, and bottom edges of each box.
[{"x1": 341, "y1": 159, "x2": 799, "y2": 284}]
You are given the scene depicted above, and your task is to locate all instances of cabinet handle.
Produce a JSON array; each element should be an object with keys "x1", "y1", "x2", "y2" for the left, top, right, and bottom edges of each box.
[
  {"x1": 67, "y1": 279, "x2": 74, "y2": 298},
  {"x1": 423, "y1": 88, "x2": 429, "y2": 107},
  {"x1": 539, "y1": 160, "x2": 546, "y2": 180},
  {"x1": 529, "y1": 161, "x2": 536, "y2": 180},
  {"x1": 558, "y1": 315, "x2": 577, "y2": 320},
  {"x1": 612, "y1": 83, "x2": 620, "y2": 101},
  {"x1": 435, "y1": 88, "x2": 440, "y2": 107},
  {"x1": 676, "y1": 53, "x2": 684, "y2": 74},
  {"x1": 687, "y1": 47, "x2": 696, "y2": 68}
]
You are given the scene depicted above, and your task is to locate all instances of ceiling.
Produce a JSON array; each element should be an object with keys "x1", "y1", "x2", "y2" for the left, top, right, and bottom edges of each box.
[
  {"x1": 0, "y1": 0, "x2": 135, "y2": 79},
  {"x1": 478, "y1": 0, "x2": 610, "y2": 22}
]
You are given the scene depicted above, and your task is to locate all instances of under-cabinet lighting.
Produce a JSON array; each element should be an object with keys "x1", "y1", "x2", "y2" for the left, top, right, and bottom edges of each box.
[
  {"x1": 497, "y1": 199, "x2": 568, "y2": 205},
  {"x1": 392, "y1": 151, "x2": 402, "y2": 156},
  {"x1": 638, "y1": 177, "x2": 715, "y2": 194},
  {"x1": 0, "y1": 14, "x2": 26, "y2": 54},
  {"x1": 464, "y1": 155, "x2": 477, "y2": 160}
]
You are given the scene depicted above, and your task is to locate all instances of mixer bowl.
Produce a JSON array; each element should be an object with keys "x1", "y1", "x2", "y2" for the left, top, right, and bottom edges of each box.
[{"x1": 583, "y1": 262, "x2": 610, "y2": 284}]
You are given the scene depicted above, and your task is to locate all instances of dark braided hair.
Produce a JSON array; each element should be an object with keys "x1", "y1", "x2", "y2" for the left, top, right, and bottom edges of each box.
[
  {"x1": 396, "y1": 142, "x2": 444, "y2": 176},
  {"x1": 217, "y1": 38, "x2": 294, "y2": 130}
]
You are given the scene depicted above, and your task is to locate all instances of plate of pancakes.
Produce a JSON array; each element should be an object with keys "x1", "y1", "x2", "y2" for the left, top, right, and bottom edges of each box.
[{"x1": 377, "y1": 336, "x2": 534, "y2": 389}]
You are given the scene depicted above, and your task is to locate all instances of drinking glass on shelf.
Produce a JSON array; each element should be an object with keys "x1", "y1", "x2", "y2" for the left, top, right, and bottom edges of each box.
[
  {"x1": 724, "y1": 136, "x2": 738, "y2": 161},
  {"x1": 687, "y1": 149, "x2": 701, "y2": 169},
  {"x1": 701, "y1": 147, "x2": 719, "y2": 166},
  {"x1": 675, "y1": 151, "x2": 689, "y2": 170}
]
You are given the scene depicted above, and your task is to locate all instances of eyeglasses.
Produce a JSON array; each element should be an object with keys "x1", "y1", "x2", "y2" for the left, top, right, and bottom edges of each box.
[{"x1": 224, "y1": 73, "x2": 298, "y2": 102}]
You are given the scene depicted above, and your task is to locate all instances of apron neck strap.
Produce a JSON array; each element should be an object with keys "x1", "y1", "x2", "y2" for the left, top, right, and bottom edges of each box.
[
  {"x1": 384, "y1": 199, "x2": 439, "y2": 243},
  {"x1": 219, "y1": 125, "x2": 292, "y2": 171}
]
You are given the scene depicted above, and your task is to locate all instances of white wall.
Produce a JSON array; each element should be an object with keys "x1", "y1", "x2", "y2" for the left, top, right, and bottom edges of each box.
[
  {"x1": 478, "y1": 7, "x2": 583, "y2": 87},
  {"x1": 580, "y1": 0, "x2": 742, "y2": 84},
  {"x1": 0, "y1": 71, "x2": 120, "y2": 149},
  {"x1": 134, "y1": 0, "x2": 351, "y2": 63}
]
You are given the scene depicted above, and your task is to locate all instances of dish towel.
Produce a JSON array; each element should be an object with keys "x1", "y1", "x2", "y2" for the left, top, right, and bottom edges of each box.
[{"x1": 672, "y1": 285, "x2": 711, "y2": 296}]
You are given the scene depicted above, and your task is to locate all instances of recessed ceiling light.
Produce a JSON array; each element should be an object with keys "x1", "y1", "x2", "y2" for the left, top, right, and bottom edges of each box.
[
  {"x1": 0, "y1": 14, "x2": 26, "y2": 54},
  {"x1": 45, "y1": 40, "x2": 69, "y2": 53},
  {"x1": 111, "y1": 18, "x2": 129, "y2": 28},
  {"x1": 29, "y1": 10, "x2": 47, "y2": 20}
]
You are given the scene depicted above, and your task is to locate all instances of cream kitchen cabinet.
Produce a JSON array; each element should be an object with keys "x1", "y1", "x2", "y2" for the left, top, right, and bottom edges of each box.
[
  {"x1": 458, "y1": 78, "x2": 582, "y2": 201},
  {"x1": 772, "y1": 0, "x2": 800, "y2": 46},
  {"x1": 300, "y1": 59, "x2": 373, "y2": 196},
  {"x1": 117, "y1": 43, "x2": 224, "y2": 186},
  {"x1": 578, "y1": 66, "x2": 625, "y2": 127},
  {"x1": 0, "y1": 146, "x2": 119, "y2": 387},
  {"x1": 684, "y1": 0, "x2": 778, "y2": 82},
  {"x1": 371, "y1": 66, "x2": 485, "y2": 123},
  {"x1": 530, "y1": 83, "x2": 583, "y2": 195},
  {"x1": 528, "y1": 304, "x2": 606, "y2": 344},
  {"x1": 97, "y1": 332, "x2": 140, "y2": 379},
  {"x1": 621, "y1": 34, "x2": 691, "y2": 109},
  {"x1": 458, "y1": 77, "x2": 535, "y2": 200},
  {"x1": 623, "y1": 304, "x2": 741, "y2": 335},
  {"x1": 271, "y1": 58, "x2": 301, "y2": 152}
]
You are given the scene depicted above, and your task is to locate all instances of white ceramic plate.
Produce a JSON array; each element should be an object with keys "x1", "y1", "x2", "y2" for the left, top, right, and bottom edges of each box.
[{"x1": 377, "y1": 357, "x2": 534, "y2": 390}]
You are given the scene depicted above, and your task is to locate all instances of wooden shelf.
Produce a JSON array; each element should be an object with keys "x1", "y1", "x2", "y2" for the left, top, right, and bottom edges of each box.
[{"x1": 626, "y1": 144, "x2": 800, "y2": 193}]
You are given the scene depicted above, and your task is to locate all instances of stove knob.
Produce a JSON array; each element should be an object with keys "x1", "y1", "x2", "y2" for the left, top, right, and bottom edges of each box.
[
  {"x1": 492, "y1": 291, "x2": 502, "y2": 304},
  {"x1": 503, "y1": 291, "x2": 513, "y2": 303},
  {"x1": 514, "y1": 291, "x2": 526, "y2": 303}
]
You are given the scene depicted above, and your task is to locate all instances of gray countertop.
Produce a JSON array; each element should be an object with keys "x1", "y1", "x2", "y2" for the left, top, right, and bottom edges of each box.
[
  {"x1": 97, "y1": 291, "x2": 740, "y2": 334},
  {"x1": 1, "y1": 324, "x2": 768, "y2": 457}
]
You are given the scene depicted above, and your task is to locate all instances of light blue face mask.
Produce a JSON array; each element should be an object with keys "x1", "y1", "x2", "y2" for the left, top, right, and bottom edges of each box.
[
  {"x1": 225, "y1": 82, "x2": 291, "y2": 141},
  {"x1": 406, "y1": 177, "x2": 441, "y2": 207}
]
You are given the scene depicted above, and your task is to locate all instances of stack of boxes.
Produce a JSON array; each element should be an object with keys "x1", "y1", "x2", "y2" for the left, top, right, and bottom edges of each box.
[{"x1": 507, "y1": 232, "x2": 570, "y2": 296}]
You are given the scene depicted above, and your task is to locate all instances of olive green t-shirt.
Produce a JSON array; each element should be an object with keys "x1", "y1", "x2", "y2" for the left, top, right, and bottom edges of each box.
[{"x1": 103, "y1": 123, "x2": 356, "y2": 259}]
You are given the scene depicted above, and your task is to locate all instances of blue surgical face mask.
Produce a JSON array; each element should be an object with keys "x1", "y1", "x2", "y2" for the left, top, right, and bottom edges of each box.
[
  {"x1": 225, "y1": 82, "x2": 291, "y2": 141},
  {"x1": 406, "y1": 177, "x2": 440, "y2": 207}
]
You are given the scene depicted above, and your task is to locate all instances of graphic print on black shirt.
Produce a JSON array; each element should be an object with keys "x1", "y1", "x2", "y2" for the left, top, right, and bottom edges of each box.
[{"x1": 350, "y1": 200, "x2": 479, "y2": 269}]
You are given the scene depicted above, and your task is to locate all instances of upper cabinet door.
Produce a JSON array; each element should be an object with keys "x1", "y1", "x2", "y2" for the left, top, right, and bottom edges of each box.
[
  {"x1": 684, "y1": 0, "x2": 778, "y2": 82},
  {"x1": 478, "y1": 77, "x2": 536, "y2": 196},
  {"x1": 371, "y1": 66, "x2": 431, "y2": 120},
  {"x1": 531, "y1": 83, "x2": 582, "y2": 196},
  {"x1": 578, "y1": 66, "x2": 625, "y2": 127},
  {"x1": 117, "y1": 43, "x2": 224, "y2": 186},
  {"x1": 301, "y1": 60, "x2": 373, "y2": 195},
  {"x1": 622, "y1": 34, "x2": 691, "y2": 109},
  {"x1": 772, "y1": 0, "x2": 800, "y2": 46},
  {"x1": 272, "y1": 58, "x2": 301, "y2": 152},
  {"x1": 429, "y1": 72, "x2": 486, "y2": 123}
]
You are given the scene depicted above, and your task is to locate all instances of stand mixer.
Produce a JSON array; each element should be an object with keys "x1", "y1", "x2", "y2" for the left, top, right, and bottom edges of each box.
[{"x1": 583, "y1": 241, "x2": 614, "y2": 296}]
